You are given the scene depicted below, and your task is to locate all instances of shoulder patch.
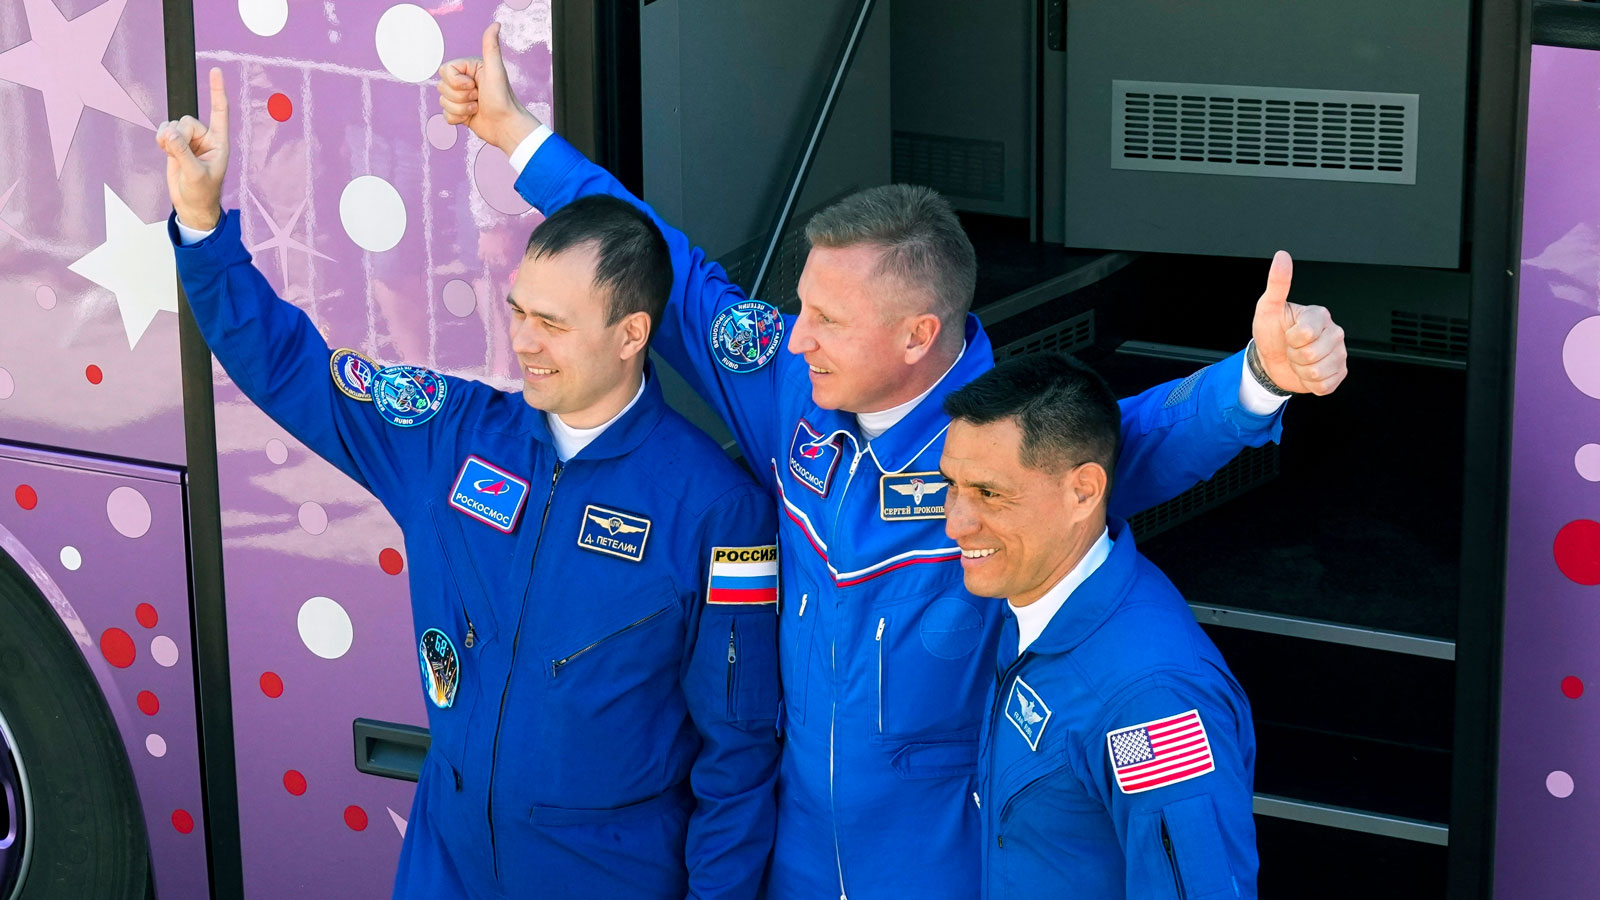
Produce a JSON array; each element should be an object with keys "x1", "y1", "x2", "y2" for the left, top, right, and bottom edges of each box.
[
  {"x1": 710, "y1": 299, "x2": 785, "y2": 373},
  {"x1": 329, "y1": 348, "x2": 378, "y2": 401},
  {"x1": 1005, "y1": 677, "x2": 1053, "y2": 750},
  {"x1": 879, "y1": 472, "x2": 948, "y2": 521},
  {"x1": 448, "y1": 456, "x2": 531, "y2": 533},
  {"x1": 373, "y1": 365, "x2": 448, "y2": 427},
  {"x1": 577, "y1": 504, "x2": 651, "y2": 562},
  {"x1": 1107, "y1": 708, "x2": 1215, "y2": 794},
  {"x1": 708, "y1": 545, "x2": 778, "y2": 605}
]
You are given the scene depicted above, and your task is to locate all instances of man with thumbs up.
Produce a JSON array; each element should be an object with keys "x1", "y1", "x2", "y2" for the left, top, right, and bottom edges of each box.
[{"x1": 443, "y1": 22, "x2": 1348, "y2": 899}]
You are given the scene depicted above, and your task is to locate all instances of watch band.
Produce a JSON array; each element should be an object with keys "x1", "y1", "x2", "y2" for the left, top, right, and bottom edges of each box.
[{"x1": 1246, "y1": 340, "x2": 1295, "y2": 397}]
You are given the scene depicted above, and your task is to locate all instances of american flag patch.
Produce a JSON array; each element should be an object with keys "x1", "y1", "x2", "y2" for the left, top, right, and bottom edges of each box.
[
  {"x1": 1106, "y1": 708, "x2": 1215, "y2": 794},
  {"x1": 707, "y1": 545, "x2": 778, "y2": 605}
]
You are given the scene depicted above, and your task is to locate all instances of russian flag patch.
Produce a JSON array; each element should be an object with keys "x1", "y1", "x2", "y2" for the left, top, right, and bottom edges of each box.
[{"x1": 707, "y1": 545, "x2": 779, "y2": 605}]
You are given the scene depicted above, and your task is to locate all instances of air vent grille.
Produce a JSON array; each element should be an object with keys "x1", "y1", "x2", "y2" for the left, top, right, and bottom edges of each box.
[
  {"x1": 1390, "y1": 310, "x2": 1468, "y2": 360},
  {"x1": 893, "y1": 131, "x2": 1006, "y2": 202},
  {"x1": 1112, "y1": 80, "x2": 1418, "y2": 186},
  {"x1": 997, "y1": 310, "x2": 1095, "y2": 358},
  {"x1": 1130, "y1": 443, "x2": 1280, "y2": 542}
]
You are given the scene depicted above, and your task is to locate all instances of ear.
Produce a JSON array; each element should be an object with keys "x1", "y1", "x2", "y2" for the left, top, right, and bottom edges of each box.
[
  {"x1": 902, "y1": 312, "x2": 943, "y2": 365},
  {"x1": 1064, "y1": 462, "x2": 1109, "y2": 522},
  {"x1": 617, "y1": 310, "x2": 653, "y2": 361}
]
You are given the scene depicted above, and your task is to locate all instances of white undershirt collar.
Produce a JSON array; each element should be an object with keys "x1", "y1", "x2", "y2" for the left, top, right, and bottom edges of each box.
[
  {"x1": 546, "y1": 374, "x2": 646, "y2": 461},
  {"x1": 1011, "y1": 527, "x2": 1113, "y2": 655},
  {"x1": 856, "y1": 341, "x2": 968, "y2": 442}
]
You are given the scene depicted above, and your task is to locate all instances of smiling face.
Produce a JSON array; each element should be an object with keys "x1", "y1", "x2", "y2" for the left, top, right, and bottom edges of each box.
[
  {"x1": 939, "y1": 416, "x2": 1107, "y2": 607},
  {"x1": 506, "y1": 242, "x2": 650, "y2": 427},
  {"x1": 787, "y1": 243, "x2": 942, "y2": 413}
]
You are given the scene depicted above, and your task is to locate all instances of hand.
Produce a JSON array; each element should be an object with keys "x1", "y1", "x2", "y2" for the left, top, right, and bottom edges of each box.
[
  {"x1": 1250, "y1": 251, "x2": 1348, "y2": 396},
  {"x1": 157, "y1": 67, "x2": 229, "y2": 232},
  {"x1": 437, "y1": 22, "x2": 540, "y2": 155}
]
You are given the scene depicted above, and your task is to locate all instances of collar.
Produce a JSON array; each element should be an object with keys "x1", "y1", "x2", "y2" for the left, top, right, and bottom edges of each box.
[
  {"x1": 856, "y1": 340, "x2": 968, "y2": 441},
  {"x1": 864, "y1": 315, "x2": 994, "y2": 473},
  {"x1": 1010, "y1": 527, "x2": 1112, "y2": 654},
  {"x1": 547, "y1": 374, "x2": 647, "y2": 460},
  {"x1": 1010, "y1": 518, "x2": 1140, "y2": 658},
  {"x1": 522, "y1": 362, "x2": 666, "y2": 461}
]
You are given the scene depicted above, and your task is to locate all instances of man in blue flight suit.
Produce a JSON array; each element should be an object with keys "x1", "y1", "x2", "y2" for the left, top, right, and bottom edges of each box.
[
  {"x1": 941, "y1": 353, "x2": 1257, "y2": 899},
  {"x1": 439, "y1": 24, "x2": 1346, "y2": 897},
  {"x1": 158, "y1": 69, "x2": 780, "y2": 900}
]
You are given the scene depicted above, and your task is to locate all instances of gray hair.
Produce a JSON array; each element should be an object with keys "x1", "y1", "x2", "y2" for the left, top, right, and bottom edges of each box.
[{"x1": 804, "y1": 184, "x2": 976, "y2": 347}]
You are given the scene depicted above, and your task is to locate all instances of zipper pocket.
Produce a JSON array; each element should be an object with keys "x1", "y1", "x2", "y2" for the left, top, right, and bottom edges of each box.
[
  {"x1": 1162, "y1": 818, "x2": 1187, "y2": 899},
  {"x1": 726, "y1": 622, "x2": 739, "y2": 718},
  {"x1": 875, "y1": 617, "x2": 886, "y2": 732},
  {"x1": 552, "y1": 607, "x2": 668, "y2": 676},
  {"x1": 463, "y1": 614, "x2": 477, "y2": 649}
]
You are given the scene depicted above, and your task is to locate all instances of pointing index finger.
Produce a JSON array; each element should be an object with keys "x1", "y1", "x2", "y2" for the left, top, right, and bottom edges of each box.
[{"x1": 208, "y1": 67, "x2": 230, "y2": 147}]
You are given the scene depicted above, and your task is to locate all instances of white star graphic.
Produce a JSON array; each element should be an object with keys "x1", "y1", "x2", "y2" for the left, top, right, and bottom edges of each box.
[
  {"x1": 0, "y1": 181, "x2": 24, "y2": 243},
  {"x1": 0, "y1": 0, "x2": 155, "y2": 178},
  {"x1": 68, "y1": 185, "x2": 177, "y2": 349},
  {"x1": 246, "y1": 190, "x2": 334, "y2": 290},
  {"x1": 387, "y1": 807, "x2": 407, "y2": 838}
]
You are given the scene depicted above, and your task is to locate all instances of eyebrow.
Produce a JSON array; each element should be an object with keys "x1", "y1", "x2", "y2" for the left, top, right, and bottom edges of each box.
[
  {"x1": 940, "y1": 469, "x2": 1002, "y2": 494},
  {"x1": 505, "y1": 295, "x2": 570, "y2": 327}
]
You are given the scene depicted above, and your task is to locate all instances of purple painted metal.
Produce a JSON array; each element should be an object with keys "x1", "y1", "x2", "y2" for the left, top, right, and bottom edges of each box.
[
  {"x1": 1494, "y1": 43, "x2": 1600, "y2": 897},
  {"x1": 0, "y1": 445, "x2": 207, "y2": 900},
  {"x1": 187, "y1": 3, "x2": 554, "y2": 897}
]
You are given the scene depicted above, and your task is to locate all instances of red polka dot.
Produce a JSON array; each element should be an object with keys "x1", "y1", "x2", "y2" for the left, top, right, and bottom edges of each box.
[
  {"x1": 100, "y1": 628, "x2": 136, "y2": 668},
  {"x1": 267, "y1": 93, "x2": 293, "y2": 122},
  {"x1": 1563, "y1": 676, "x2": 1585, "y2": 699},
  {"x1": 284, "y1": 770, "x2": 307, "y2": 796},
  {"x1": 85, "y1": 365, "x2": 102, "y2": 385},
  {"x1": 379, "y1": 548, "x2": 404, "y2": 575},
  {"x1": 260, "y1": 672, "x2": 284, "y2": 699},
  {"x1": 137, "y1": 690, "x2": 160, "y2": 716},
  {"x1": 135, "y1": 603, "x2": 158, "y2": 629},
  {"x1": 344, "y1": 805, "x2": 368, "y2": 831},
  {"x1": 14, "y1": 485, "x2": 36, "y2": 510},
  {"x1": 172, "y1": 810, "x2": 194, "y2": 834},
  {"x1": 1554, "y1": 520, "x2": 1600, "y2": 585}
]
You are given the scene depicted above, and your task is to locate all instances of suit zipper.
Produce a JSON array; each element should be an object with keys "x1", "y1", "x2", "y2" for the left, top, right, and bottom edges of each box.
[
  {"x1": 1162, "y1": 819, "x2": 1187, "y2": 899},
  {"x1": 725, "y1": 622, "x2": 738, "y2": 718},
  {"x1": 486, "y1": 460, "x2": 563, "y2": 882},
  {"x1": 551, "y1": 608, "x2": 669, "y2": 675},
  {"x1": 828, "y1": 441, "x2": 864, "y2": 900},
  {"x1": 875, "y1": 617, "x2": 886, "y2": 733}
]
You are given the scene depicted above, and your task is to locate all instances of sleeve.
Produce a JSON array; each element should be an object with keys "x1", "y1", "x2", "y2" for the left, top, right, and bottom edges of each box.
[
  {"x1": 171, "y1": 210, "x2": 462, "y2": 514},
  {"x1": 1086, "y1": 681, "x2": 1258, "y2": 900},
  {"x1": 677, "y1": 483, "x2": 782, "y2": 900},
  {"x1": 1109, "y1": 348, "x2": 1286, "y2": 520},
  {"x1": 513, "y1": 135, "x2": 786, "y2": 469}
]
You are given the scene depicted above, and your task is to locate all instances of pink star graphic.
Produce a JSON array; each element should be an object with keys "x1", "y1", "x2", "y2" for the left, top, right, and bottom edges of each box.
[
  {"x1": 0, "y1": 0, "x2": 154, "y2": 178},
  {"x1": 0, "y1": 181, "x2": 24, "y2": 243},
  {"x1": 246, "y1": 191, "x2": 334, "y2": 290}
]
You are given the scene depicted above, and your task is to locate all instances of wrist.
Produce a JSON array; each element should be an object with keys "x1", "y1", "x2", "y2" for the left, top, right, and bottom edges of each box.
[
  {"x1": 1246, "y1": 339, "x2": 1295, "y2": 397},
  {"x1": 176, "y1": 205, "x2": 222, "y2": 232},
  {"x1": 498, "y1": 109, "x2": 539, "y2": 157}
]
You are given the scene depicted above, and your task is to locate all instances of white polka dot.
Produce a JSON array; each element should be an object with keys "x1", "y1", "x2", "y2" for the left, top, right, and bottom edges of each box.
[
  {"x1": 107, "y1": 486, "x2": 152, "y2": 539},
  {"x1": 151, "y1": 635, "x2": 180, "y2": 668},
  {"x1": 266, "y1": 439, "x2": 289, "y2": 465},
  {"x1": 60, "y1": 546, "x2": 81, "y2": 571},
  {"x1": 339, "y1": 176, "x2": 407, "y2": 253},
  {"x1": 426, "y1": 114, "x2": 458, "y2": 151},
  {"x1": 35, "y1": 285, "x2": 55, "y2": 309},
  {"x1": 442, "y1": 279, "x2": 477, "y2": 317},
  {"x1": 1578, "y1": 444, "x2": 1600, "y2": 482},
  {"x1": 1563, "y1": 316, "x2": 1600, "y2": 399},
  {"x1": 1548, "y1": 770, "x2": 1575, "y2": 798},
  {"x1": 298, "y1": 501, "x2": 328, "y2": 535},
  {"x1": 375, "y1": 4, "x2": 444, "y2": 84},
  {"x1": 297, "y1": 596, "x2": 354, "y2": 659},
  {"x1": 0, "y1": 368, "x2": 12, "y2": 400},
  {"x1": 146, "y1": 733, "x2": 167, "y2": 758},
  {"x1": 472, "y1": 143, "x2": 532, "y2": 216},
  {"x1": 238, "y1": 0, "x2": 288, "y2": 37}
]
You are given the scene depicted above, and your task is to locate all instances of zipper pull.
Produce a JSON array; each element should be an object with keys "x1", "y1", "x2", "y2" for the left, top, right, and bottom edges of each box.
[
  {"x1": 464, "y1": 622, "x2": 476, "y2": 649},
  {"x1": 876, "y1": 617, "x2": 885, "y2": 641},
  {"x1": 973, "y1": 792, "x2": 981, "y2": 809},
  {"x1": 727, "y1": 629, "x2": 737, "y2": 664},
  {"x1": 799, "y1": 593, "x2": 808, "y2": 617}
]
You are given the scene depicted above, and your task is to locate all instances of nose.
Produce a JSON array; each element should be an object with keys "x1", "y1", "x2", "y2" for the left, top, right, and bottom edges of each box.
[
  {"x1": 510, "y1": 318, "x2": 542, "y2": 357},
  {"x1": 944, "y1": 492, "x2": 977, "y2": 541},
  {"x1": 787, "y1": 316, "x2": 817, "y2": 355}
]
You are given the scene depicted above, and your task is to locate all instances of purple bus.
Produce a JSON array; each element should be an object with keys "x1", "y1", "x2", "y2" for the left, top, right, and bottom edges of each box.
[{"x1": 0, "y1": 0, "x2": 1593, "y2": 897}]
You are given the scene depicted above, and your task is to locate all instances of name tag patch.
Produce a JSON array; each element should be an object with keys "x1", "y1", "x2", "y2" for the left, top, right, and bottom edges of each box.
[
  {"x1": 419, "y1": 627, "x2": 460, "y2": 709},
  {"x1": 578, "y1": 504, "x2": 651, "y2": 562},
  {"x1": 448, "y1": 456, "x2": 531, "y2": 533},
  {"x1": 787, "y1": 419, "x2": 843, "y2": 497},
  {"x1": 709, "y1": 299, "x2": 785, "y2": 372},
  {"x1": 374, "y1": 365, "x2": 448, "y2": 427},
  {"x1": 879, "y1": 472, "x2": 948, "y2": 521},
  {"x1": 708, "y1": 545, "x2": 778, "y2": 605},
  {"x1": 1005, "y1": 677, "x2": 1052, "y2": 751},
  {"x1": 329, "y1": 348, "x2": 377, "y2": 401}
]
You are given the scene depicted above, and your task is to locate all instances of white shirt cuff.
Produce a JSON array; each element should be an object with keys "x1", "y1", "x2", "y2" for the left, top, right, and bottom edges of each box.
[
  {"x1": 175, "y1": 217, "x2": 216, "y2": 246},
  {"x1": 508, "y1": 123, "x2": 555, "y2": 174},
  {"x1": 1237, "y1": 354, "x2": 1291, "y2": 416}
]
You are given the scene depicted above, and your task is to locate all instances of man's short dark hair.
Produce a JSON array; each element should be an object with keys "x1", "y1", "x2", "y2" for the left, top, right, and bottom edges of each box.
[
  {"x1": 524, "y1": 195, "x2": 672, "y2": 343},
  {"x1": 942, "y1": 352, "x2": 1121, "y2": 481}
]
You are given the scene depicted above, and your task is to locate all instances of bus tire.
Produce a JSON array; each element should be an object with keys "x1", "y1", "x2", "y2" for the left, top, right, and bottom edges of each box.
[{"x1": 0, "y1": 552, "x2": 150, "y2": 900}]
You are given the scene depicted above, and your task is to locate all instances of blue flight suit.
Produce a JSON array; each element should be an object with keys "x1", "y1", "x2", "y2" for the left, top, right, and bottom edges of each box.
[
  {"x1": 172, "y1": 212, "x2": 781, "y2": 899},
  {"x1": 515, "y1": 134, "x2": 1283, "y2": 898},
  {"x1": 979, "y1": 520, "x2": 1257, "y2": 899}
]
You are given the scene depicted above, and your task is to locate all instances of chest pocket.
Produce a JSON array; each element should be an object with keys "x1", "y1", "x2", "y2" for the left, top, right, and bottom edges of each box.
[
  {"x1": 780, "y1": 576, "x2": 817, "y2": 727},
  {"x1": 872, "y1": 595, "x2": 992, "y2": 744},
  {"x1": 420, "y1": 501, "x2": 505, "y2": 767}
]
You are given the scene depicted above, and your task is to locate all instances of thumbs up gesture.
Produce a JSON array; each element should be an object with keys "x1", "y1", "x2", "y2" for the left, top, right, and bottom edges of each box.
[
  {"x1": 437, "y1": 22, "x2": 539, "y2": 155},
  {"x1": 156, "y1": 67, "x2": 230, "y2": 231},
  {"x1": 1249, "y1": 251, "x2": 1348, "y2": 395}
]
